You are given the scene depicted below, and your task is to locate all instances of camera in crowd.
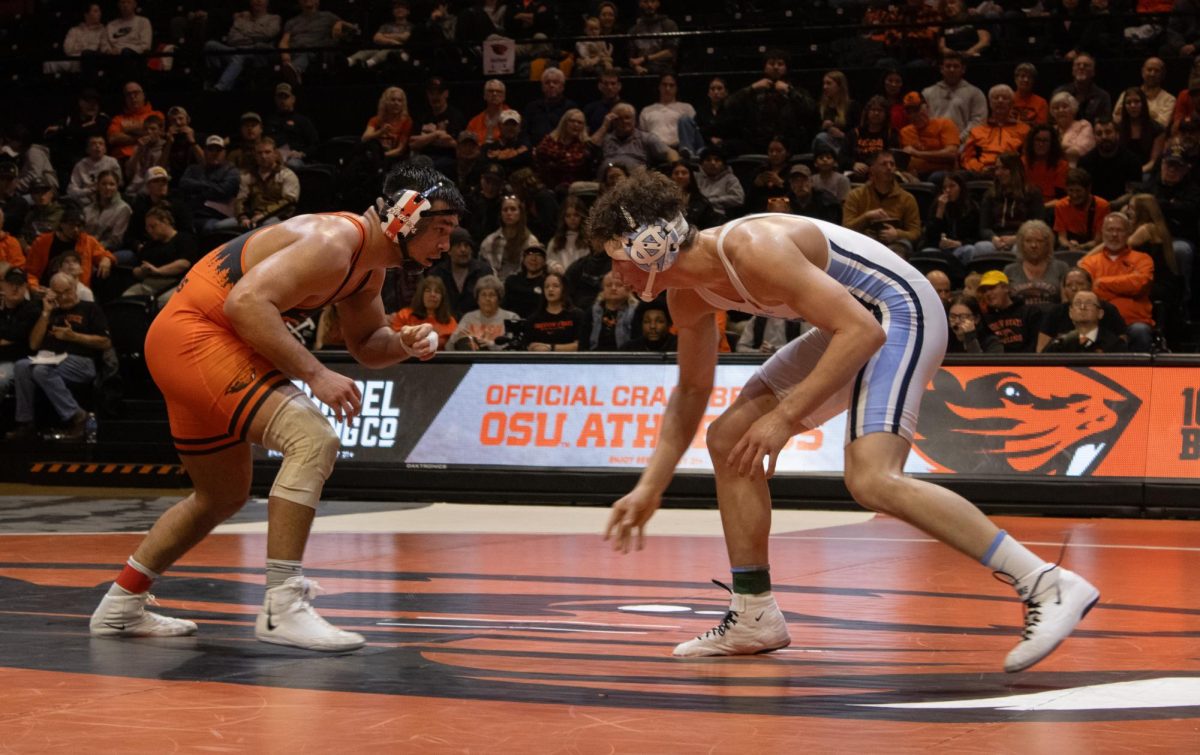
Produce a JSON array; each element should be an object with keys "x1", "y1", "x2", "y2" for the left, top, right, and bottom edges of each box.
[{"x1": 493, "y1": 317, "x2": 528, "y2": 350}]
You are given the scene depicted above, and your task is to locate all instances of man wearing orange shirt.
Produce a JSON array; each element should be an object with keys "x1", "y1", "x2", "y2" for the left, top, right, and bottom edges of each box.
[
  {"x1": 961, "y1": 85, "x2": 1029, "y2": 175},
  {"x1": 24, "y1": 204, "x2": 114, "y2": 288},
  {"x1": 0, "y1": 207, "x2": 24, "y2": 269},
  {"x1": 898, "y1": 91, "x2": 959, "y2": 179},
  {"x1": 465, "y1": 79, "x2": 508, "y2": 146},
  {"x1": 106, "y1": 81, "x2": 164, "y2": 162},
  {"x1": 1080, "y1": 212, "x2": 1154, "y2": 351},
  {"x1": 1053, "y1": 168, "x2": 1110, "y2": 251}
]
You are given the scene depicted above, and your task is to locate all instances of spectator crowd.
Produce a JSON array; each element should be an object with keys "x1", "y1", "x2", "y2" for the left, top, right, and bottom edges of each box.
[{"x1": 4, "y1": 0, "x2": 1200, "y2": 439}]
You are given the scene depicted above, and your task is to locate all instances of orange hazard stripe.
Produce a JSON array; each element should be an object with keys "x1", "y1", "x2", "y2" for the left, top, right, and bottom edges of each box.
[{"x1": 28, "y1": 462, "x2": 184, "y2": 475}]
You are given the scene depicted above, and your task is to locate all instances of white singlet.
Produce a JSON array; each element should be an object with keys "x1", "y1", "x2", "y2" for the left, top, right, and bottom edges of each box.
[{"x1": 697, "y1": 214, "x2": 947, "y2": 443}]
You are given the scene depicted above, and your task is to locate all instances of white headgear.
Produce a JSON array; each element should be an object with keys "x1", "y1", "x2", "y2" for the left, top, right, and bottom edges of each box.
[{"x1": 620, "y1": 208, "x2": 689, "y2": 301}]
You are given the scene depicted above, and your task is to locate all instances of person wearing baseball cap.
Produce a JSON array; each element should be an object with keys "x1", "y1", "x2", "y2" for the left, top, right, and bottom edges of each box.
[
  {"x1": 975, "y1": 269, "x2": 1042, "y2": 352},
  {"x1": 22, "y1": 197, "x2": 115, "y2": 289},
  {"x1": 127, "y1": 164, "x2": 193, "y2": 253},
  {"x1": 499, "y1": 243, "x2": 548, "y2": 318},
  {"x1": 977, "y1": 269, "x2": 1009, "y2": 288},
  {"x1": 429, "y1": 226, "x2": 494, "y2": 318},
  {"x1": 898, "y1": 90, "x2": 960, "y2": 177},
  {"x1": 182, "y1": 134, "x2": 241, "y2": 234},
  {"x1": 266, "y1": 82, "x2": 319, "y2": 168},
  {"x1": 786, "y1": 162, "x2": 841, "y2": 223},
  {"x1": 229, "y1": 112, "x2": 266, "y2": 172},
  {"x1": 411, "y1": 75, "x2": 467, "y2": 175},
  {"x1": 144, "y1": 166, "x2": 169, "y2": 188},
  {"x1": 455, "y1": 130, "x2": 485, "y2": 194},
  {"x1": 484, "y1": 109, "x2": 532, "y2": 175}
]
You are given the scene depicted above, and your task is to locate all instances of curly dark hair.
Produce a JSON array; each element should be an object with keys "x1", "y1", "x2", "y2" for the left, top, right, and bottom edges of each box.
[
  {"x1": 587, "y1": 171, "x2": 694, "y2": 248},
  {"x1": 1024, "y1": 123, "x2": 1063, "y2": 168}
]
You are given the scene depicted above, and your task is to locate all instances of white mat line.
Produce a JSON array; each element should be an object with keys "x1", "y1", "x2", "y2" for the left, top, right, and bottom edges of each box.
[
  {"x1": 375, "y1": 621, "x2": 646, "y2": 634},
  {"x1": 416, "y1": 616, "x2": 679, "y2": 630},
  {"x1": 773, "y1": 535, "x2": 1200, "y2": 553}
]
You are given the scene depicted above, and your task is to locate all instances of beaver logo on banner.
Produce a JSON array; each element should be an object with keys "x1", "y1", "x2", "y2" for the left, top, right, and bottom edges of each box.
[
  {"x1": 483, "y1": 35, "x2": 515, "y2": 75},
  {"x1": 913, "y1": 366, "x2": 1141, "y2": 476}
]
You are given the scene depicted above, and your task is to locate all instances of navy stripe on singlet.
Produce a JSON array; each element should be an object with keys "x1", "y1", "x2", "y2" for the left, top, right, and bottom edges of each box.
[
  {"x1": 827, "y1": 239, "x2": 925, "y2": 437},
  {"x1": 226, "y1": 369, "x2": 284, "y2": 437},
  {"x1": 210, "y1": 228, "x2": 263, "y2": 287}
]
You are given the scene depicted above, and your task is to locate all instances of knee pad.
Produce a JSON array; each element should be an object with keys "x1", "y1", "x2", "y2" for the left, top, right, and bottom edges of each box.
[{"x1": 260, "y1": 395, "x2": 340, "y2": 509}]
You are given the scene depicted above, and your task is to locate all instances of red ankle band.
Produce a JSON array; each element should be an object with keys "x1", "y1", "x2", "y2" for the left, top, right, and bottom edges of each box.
[{"x1": 116, "y1": 563, "x2": 154, "y2": 594}]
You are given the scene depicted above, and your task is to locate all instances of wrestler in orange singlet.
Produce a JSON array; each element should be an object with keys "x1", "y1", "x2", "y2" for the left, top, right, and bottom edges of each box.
[{"x1": 89, "y1": 163, "x2": 465, "y2": 651}]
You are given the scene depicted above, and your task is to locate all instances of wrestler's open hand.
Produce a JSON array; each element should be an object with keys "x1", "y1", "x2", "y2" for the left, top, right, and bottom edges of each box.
[
  {"x1": 310, "y1": 367, "x2": 361, "y2": 422},
  {"x1": 604, "y1": 486, "x2": 660, "y2": 554},
  {"x1": 399, "y1": 323, "x2": 437, "y2": 360},
  {"x1": 728, "y1": 411, "x2": 792, "y2": 479}
]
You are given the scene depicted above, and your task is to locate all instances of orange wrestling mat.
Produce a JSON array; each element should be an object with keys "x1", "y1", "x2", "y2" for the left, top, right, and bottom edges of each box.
[{"x1": 0, "y1": 494, "x2": 1196, "y2": 753}]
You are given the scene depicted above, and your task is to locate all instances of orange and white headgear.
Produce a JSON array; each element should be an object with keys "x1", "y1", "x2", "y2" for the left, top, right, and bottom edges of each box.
[{"x1": 376, "y1": 182, "x2": 457, "y2": 242}]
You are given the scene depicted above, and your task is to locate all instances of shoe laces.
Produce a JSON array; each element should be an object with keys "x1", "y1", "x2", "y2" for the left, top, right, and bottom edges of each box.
[
  {"x1": 695, "y1": 579, "x2": 739, "y2": 640},
  {"x1": 297, "y1": 577, "x2": 325, "y2": 601},
  {"x1": 992, "y1": 538, "x2": 1069, "y2": 641}
]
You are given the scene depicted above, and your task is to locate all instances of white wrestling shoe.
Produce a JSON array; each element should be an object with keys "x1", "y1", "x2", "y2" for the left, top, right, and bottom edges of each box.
[
  {"x1": 673, "y1": 582, "x2": 791, "y2": 657},
  {"x1": 255, "y1": 576, "x2": 365, "y2": 652},
  {"x1": 1001, "y1": 566, "x2": 1100, "y2": 673},
  {"x1": 89, "y1": 591, "x2": 198, "y2": 637}
]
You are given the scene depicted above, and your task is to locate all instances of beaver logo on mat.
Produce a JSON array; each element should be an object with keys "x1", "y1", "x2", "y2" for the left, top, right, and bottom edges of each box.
[{"x1": 912, "y1": 366, "x2": 1140, "y2": 476}]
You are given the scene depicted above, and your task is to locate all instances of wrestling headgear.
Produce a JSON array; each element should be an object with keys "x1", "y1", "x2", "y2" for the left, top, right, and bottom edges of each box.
[
  {"x1": 620, "y1": 207, "x2": 689, "y2": 301},
  {"x1": 376, "y1": 182, "x2": 457, "y2": 242}
]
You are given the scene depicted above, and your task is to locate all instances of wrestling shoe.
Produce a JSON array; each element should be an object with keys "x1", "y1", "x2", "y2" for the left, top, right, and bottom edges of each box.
[
  {"x1": 999, "y1": 565, "x2": 1100, "y2": 673},
  {"x1": 255, "y1": 576, "x2": 365, "y2": 652},
  {"x1": 89, "y1": 591, "x2": 198, "y2": 637},
  {"x1": 673, "y1": 581, "x2": 791, "y2": 657}
]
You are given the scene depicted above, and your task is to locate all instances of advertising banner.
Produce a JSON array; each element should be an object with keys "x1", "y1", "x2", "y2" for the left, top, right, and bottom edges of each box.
[{"x1": 270, "y1": 361, "x2": 1200, "y2": 481}]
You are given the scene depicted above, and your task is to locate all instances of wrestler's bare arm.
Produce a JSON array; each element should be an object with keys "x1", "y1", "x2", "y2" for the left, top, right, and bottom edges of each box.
[
  {"x1": 222, "y1": 218, "x2": 368, "y2": 420},
  {"x1": 605, "y1": 288, "x2": 719, "y2": 551},
  {"x1": 637, "y1": 288, "x2": 720, "y2": 493},
  {"x1": 727, "y1": 221, "x2": 886, "y2": 432},
  {"x1": 224, "y1": 217, "x2": 360, "y2": 383},
  {"x1": 336, "y1": 277, "x2": 435, "y2": 367}
]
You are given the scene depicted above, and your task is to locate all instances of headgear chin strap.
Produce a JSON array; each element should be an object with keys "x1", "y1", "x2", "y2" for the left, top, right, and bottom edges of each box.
[
  {"x1": 621, "y1": 208, "x2": 689, "y2": 302},
  {"x1": 376, "y1": 182, "x2": 457, "y2": 243}
]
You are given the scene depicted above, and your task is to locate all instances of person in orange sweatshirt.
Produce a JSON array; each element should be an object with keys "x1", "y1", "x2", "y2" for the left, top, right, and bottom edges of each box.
[
  {"x1": 0, "y1": 206, "x2": 24, "y2": 269},
  {"x1": 1080, "y1": 211, "x2": 1154, "y2": 351},
  {"x1": 961, "y1": 84, "x2": 1030, "y2": 175},
  {"x1": 106, "y1": 80, "x2": 164, "y2": 162},
  {"x1": 23, "y1": 204, "x2": 114, "y2": 288}
]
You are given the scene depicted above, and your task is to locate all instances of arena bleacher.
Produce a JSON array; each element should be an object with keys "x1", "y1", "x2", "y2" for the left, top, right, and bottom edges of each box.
[{"x1": 1, "y1": 1, "x2": 1199, "y2": 500}]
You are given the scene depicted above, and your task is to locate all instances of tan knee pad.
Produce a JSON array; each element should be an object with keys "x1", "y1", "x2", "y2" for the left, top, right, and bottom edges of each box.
[{"x1": 261, "y1": 395, "x2": 340, "y2": 508}]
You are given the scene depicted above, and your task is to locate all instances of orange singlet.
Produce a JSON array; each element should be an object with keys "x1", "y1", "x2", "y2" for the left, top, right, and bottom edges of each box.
[{"x1": 147, "y1": 213, "x2": 375, "y2": 455}]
